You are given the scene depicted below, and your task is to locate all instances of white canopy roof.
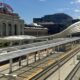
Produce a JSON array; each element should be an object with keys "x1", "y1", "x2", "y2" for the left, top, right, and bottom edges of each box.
[
  {"x1": 0, "y1": 35, "x2": 36, "y2": 41},
  {"x1": 30, "y1": 23, "x2": 42, "y2": 27}
]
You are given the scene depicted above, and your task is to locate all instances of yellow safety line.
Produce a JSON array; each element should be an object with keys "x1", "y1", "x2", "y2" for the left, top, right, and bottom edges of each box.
[
  {"x1": 23, "y1": 60, "x2": 56, "y2": 80},
  {"x1": 23, "y1": 68, "x2": 43, "y2": 80},
  {"x1": 0, "y1": 64, "x2": 9, "y2": 70}
]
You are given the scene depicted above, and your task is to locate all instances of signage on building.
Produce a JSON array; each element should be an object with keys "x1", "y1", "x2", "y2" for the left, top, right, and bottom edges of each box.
[{"x1": 0, "y1": 2, "x2": 13, "y2": 12}]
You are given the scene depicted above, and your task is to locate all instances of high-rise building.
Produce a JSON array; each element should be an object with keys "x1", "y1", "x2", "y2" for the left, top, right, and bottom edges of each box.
[{"x1": 33, "y1": 13, "x2": 74, "y2": 34}]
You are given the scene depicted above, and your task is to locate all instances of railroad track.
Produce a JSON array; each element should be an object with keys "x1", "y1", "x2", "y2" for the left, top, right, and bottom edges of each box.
[
  {"x1": 0, "y1": 45, "x2": 80, "y2": 80},
  {"x1": 65, "y1": 61, "x2": 80, "y2": 80},
  {"x1": 30, "y1": 46, "x2": 80, "y2": 80}
]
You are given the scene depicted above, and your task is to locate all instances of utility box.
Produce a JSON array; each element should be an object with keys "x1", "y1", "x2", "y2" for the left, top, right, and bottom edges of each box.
[{"x1": 77, "y1": 55, "x2": 80, "y2": 60}]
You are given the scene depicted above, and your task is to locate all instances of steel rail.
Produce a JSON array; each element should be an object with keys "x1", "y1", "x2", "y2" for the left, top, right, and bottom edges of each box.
[{"x1": 31, "y1": 47, "x2": 80, "y2": 80}]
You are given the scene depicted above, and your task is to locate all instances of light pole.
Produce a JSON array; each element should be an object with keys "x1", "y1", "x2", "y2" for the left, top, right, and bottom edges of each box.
[
  {"x1": 77, "y1": 55, "x2": 80, "y2": 80},
  {"x1": 57, "y1": 60, "x2": 60, "y2": 80},
  {"x1": 56, "y1": 56, "x2": 60, "y2": 80},
  {"x1": 55, "y1": 46, "x2": 61, "y2": 80}
]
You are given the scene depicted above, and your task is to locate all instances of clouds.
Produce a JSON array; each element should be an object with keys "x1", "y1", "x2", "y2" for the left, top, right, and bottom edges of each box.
[
  {"x1": 56, "y1": 0, "x2": 80, "y2": 14},
  {"x1": 75, "y1": 0, "x2": 80, "y2": 3},
  {"x1": 57, "y1": 8, "x2": 70, "y2": 12},
  {"x1": 70, "y1": 0, "x2": 80, "y2": 13},
  {"x1": 70, "y1": 0, "x2": 80, "y2": 4},
  {"x1": 70, "y1": 0, "x2": 80, "y2": 18},
  {"x1": 74, "y1": 9, "x2": 80, "y2": 12}
]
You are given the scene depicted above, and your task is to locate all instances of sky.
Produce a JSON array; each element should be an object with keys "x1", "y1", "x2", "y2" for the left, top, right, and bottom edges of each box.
[{"x1": 0, "y1": 0, "x2": 80, "y2": 23}]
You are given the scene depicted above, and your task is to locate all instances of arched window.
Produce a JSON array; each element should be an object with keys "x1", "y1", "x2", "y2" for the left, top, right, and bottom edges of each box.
[
  {"x1": 8, "y1": 23, "x2": 12, "y2": 35},
  {"x1": 3, "y1": 23, "x2": 6, "y2": 36},
  {"x1": 14, "y1": 24, "x2": 17, "y2": 35}
]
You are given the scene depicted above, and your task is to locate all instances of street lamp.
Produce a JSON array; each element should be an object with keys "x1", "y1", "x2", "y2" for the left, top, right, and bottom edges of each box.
[
  {"x1": 76, "y1": 55, "x2": 80, "y2": 80},
  {"x1": 57, "y1": 60, "x2": 60, "y2": 80},
  {"x1": 56, "y1": 57, "x2": 60, "y2": 80}
]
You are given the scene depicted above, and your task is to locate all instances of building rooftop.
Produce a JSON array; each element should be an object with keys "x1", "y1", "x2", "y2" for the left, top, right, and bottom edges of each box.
[
  {"x1": 30, "y1": 23, "x2": 42, "y2": 27},
  {"x1": 24, "y1": 27, "x2": 48, "y2": 30}
]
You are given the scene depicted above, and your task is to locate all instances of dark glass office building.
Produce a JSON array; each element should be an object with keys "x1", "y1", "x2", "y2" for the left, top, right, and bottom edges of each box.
[{"x1": 33, "y1": 13, "x2": 75, "y2": 34}]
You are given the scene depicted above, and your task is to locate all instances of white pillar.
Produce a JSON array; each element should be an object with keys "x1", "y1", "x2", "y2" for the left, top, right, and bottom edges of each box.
[
  {"x1": 12, "y1": 23, "x2": 15, "y2": 35},
  {"x1": 6, "y1": 23, "x2": 9, "y2": 36},
  {"x1": 34, "y1": 52, "x2": 37, "y2": 62},
  {"x1": 17, "y1": 24, "x2": 20, "y2": 35},
  {"x1": 9, "y1": 59, "x2": 13, "y2": 74},
  {"x1": 26, "y1": 55, "x2": 29, "y2": 65},
  {"x1": 0, "y1": 23, "x2": 2, "y2": 36},
  {"x1": 0, "y1": 23, "x2": 3, "y2": 36},
  {"x1": 19, "y1": 57, "x2": 22, "y2": 67}
]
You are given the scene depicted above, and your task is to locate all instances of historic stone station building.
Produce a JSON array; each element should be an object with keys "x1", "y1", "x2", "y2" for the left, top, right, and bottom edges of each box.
[{"x1": 0, "y1": 3, "x2": 24, "y2": 37}]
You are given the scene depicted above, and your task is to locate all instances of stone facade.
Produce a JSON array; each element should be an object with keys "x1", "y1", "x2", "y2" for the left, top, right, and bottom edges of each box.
[
  {"x1": 24, "y1": 27, "x2": 48, "y2": 36},
  {"x1": 0, "y1": 13, "x2": 24, "y2": 37}
]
